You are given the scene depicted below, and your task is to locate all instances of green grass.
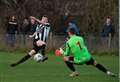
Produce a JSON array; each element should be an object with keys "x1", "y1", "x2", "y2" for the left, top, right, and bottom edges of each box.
[{"x1": 0, "y1": 52, "x2": 119, "y2": 82}]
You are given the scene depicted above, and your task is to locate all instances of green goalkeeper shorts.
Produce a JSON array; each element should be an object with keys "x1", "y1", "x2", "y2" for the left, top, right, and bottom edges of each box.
[{"x1": 74, "y1": 57, "x2": 91, "y2": 65}]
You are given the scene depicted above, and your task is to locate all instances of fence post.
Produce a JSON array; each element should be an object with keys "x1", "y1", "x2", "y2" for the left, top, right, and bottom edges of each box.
[
  {"x1": 49, "y1": 32, "x2": 53, "y2": 50},
  {"x1": 108, "y1": 34, "x2": 111, "y2": 49}
]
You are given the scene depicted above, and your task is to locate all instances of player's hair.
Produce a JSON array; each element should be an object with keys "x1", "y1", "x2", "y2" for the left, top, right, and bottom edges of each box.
[
  {"x1": 67, "y1": 27, "x2": 76, "y2": 34},
  {"x1": 38, "y1": 15, "x2": 48, "y2": 20},
  {"x1": 42, "y1": 15, "x2": 48, "y2": 18}
]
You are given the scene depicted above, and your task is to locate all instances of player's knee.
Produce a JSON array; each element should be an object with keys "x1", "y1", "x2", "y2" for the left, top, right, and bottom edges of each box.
[
  {"x1": 93, "y1": 61, "x2": 97, "y2": 66},
  {"x1": 29, "y1": 50, "x2": 36, "y2": 56},
  {"x1": 36, "y1": 40, "x2": 46, "y2": 46},
  {"x1": 63, "y1": 56, "x2": 74, "y2": 62},
  {"x1": 69, "y1": 56, "x2": 74, "y2": 61},
  {"x1": 63, "y1": 57, "x2": 69, "y2": 62}
]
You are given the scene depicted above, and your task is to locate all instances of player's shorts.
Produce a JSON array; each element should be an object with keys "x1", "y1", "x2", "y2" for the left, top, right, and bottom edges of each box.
[
  {"x1": 68, "y1": 56, "x2": 95, "y2": 65},
  {"x1": 67, "y1": 56, "x2": 87, "y2": 64},
  {"x1": 33, "y1": 39, "x2": 46, "y2": 53},
  {"x1": 74, "y1": 57, "x2": 91, "y2": 65},
  {"x1": 85, "y1": 57, "x2": 95, "y2": 65}
]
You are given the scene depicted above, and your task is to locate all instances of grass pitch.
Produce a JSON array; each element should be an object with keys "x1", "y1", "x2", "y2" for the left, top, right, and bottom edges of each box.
[{"x1": 0, "y1": 52, "x2": 119, "y2": 82}]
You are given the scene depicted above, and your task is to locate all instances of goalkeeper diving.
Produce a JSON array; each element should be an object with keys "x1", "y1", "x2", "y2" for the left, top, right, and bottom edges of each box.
[{"x1": 58, "y1": 27, "x2": 116, "y2": 77}]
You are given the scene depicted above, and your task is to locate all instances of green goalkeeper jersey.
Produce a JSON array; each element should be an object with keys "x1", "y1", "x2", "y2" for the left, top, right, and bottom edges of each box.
[{"x1": 63, "y1": 35, "x2": 91, "y2": 64}]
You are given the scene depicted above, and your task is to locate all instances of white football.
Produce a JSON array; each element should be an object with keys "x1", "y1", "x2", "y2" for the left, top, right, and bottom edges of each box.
[{"x1": 34, "y1": 53, "x2": 43, "y2": 62}]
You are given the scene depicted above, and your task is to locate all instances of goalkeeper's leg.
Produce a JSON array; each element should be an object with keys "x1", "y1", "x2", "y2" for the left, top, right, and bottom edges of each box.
[
  {"x1": 86, "y1": 57, "x2": 116, "y2": 77},
  {"x1": 64, "y1": 56, "x2": 79, "y2": 77}
]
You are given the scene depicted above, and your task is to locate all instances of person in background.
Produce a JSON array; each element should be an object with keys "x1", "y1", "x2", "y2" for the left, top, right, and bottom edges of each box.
[
  {"x1": 21, "y1": 17, "x2": 30, "y2": 45},
  {"x1": 68, "y1": 22, "x2": 80, "y2": 36},
  {"x1": 29, "y1": 17, "x2": 37, "y2": 35},
  {"x1": 101, "y1": 17, "x2": 115, "y2": 48},
  {"x1": 6, "y1": 15, "x2": 18, "y2": 47},
  {"x1": 63, "y1": 12, "x2": 80, "y2": 41},
  {"x1": 101, "y1": 17, "x2": 115, "y2": 37}
]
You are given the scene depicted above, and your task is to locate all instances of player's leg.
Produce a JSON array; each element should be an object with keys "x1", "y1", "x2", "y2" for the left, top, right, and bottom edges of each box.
[
  {"x1": 41, "y1": 45, "x2": 45, "y2": 56},
  {"x1": 40, "y1": 44, "x2": 48, "y2": 62},
  {"x1": 36, "y1": 40, "x2": 48, "y2": 62},
  {"x1": 64, "y1": 56, "x2": 75, "y2": 72},
  {"x1": 64, "y1": 56, "x2": 79, "y2": 77},
  {"x1": 10, "y1": 49, "x2": 36, "y2": 67},
  {"x1": 10, "y1": 40, "x2": 47, "y2": 67},
  {"x1": 94, "y1": 62, "x2": 116, "y2": 77},
  {"x1": 86, "y1": 57, "x2": 116, "y2": 77},
  {"x1": 10, "y1": 40, "x2": 42, "y2": 67}
]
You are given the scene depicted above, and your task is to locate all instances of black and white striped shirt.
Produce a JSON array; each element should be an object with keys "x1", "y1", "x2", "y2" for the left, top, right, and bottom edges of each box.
[{"x1": 34, "y1": 23, "x2": 50, "y2": 42}]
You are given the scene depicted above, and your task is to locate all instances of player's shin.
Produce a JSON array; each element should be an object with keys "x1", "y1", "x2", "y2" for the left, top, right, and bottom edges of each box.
[
  {"x1": 65, "y1": 61, "x2": 79, "y2": 77},
  {"x1": 65, "y1": 61, "x2": 76, "y2": 72},
  {"x1": 95, "y1": 64, "x2": 107, "y2": 73},
  {"x1": 10, "y1": 50, "x2": 36, "y2": 67},
  {"x1": 10, "y1": 54, "x2": 31, "y2": 67},
  {"x1": 95, "y1": 64, "x2": 116, "y2": 77},
  {"x1": 41, "y1": 45, "x2": 46, "y2": 56},
  {"x1": 41, "y1": 45, "x2": 48, "y2": 62}
]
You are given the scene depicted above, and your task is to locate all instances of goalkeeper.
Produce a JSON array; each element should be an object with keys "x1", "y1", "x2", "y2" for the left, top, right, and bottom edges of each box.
[{"x1": 59, "y1": 27, "x2": 116, "y2": 77}]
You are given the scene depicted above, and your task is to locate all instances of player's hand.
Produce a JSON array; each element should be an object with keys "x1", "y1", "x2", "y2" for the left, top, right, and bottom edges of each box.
[
  {"x1": 59, "y1": 48, "x2": 64, "y2": 54},
  {"x1": 30, "y1": 16, "x2": 35, "y2": 19},
  {"x1": 10, "y1": 63, "x2": 17, "y2": 67},
  {"x1": 63, "y1": 56, "x2": 69, "y2": 61},
  {"x1": 55, "y1": 49, "x2": 62, "y2": 56},
  {"x1": 29, "y1": 35, "x2": 33, "y2": 38}
]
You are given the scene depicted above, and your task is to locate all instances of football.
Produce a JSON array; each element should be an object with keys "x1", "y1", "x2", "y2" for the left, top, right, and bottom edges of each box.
[{"x1": 34, "y1": 53, "x2": 43, "y2": 62}]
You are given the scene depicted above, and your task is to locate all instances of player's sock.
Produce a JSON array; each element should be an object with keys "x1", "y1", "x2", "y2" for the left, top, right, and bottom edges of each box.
[
  {"x1": 41, "y1": 48, "x2": 45, "y2": 56},
  {"x1": 95, "y1": 64, "x2": 107, "y2": 73},
  {"x1": 65, "y1": 61, "x2": 75, "y2": 72},
  {"x1": 42, "y1": 56, "x2": 48, "y2": 62},
  {"x1": 95, "y1": 64, "x2": 116, "y2": 77},
  {"x1": 106, "y1": 71, "x2": 116, "y2": 77},
  {"x1": 41, "y1": 45, "x2": 48, "y2": 62},
  {"x1": 10, "y1": 54, "x2": 31, "y2": 67}
]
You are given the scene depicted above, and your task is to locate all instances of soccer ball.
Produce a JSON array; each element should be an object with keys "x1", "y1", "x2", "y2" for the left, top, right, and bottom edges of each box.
[{"x1": 33, "y1": 53, "x2": 43, "y2": 62}]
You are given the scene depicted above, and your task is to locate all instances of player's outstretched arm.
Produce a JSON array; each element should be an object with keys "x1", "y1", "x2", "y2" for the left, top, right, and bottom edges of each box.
[
  {"x1": 29, "y1": 32, "x2": 37, "y2": 38},
  {"x1": 30, "y1": 16, "x2": 42, "y2": 24}
]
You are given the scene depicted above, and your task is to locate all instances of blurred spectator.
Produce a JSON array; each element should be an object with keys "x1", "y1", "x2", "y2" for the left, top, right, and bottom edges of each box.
[
  {"x1": 68, "y1": 22, "x2": 80, "y2": 36},
  {"x1": 21, "y1": 18, "x2": 30, "y2": 45},
  {"x1": 29, "y1": 17, "x2": 37, "y2": 47},
  {"x1": 21, "y1": 18, "x2": 30, "y2": 34},
  {"x1": 101, "y1": 17, "x2": 115, "y2": 48},
  {"x1": 6, "y1": 15, "x2": 18, "y2": 47},
  {"x1": 29, "y1": 18, "x2": 37, "y2": 35},
  {"x1": 101, "y1": 17, "x2": 115, "y2": 37},
  {"x1": 63, "y1": 12, "x2": 80, "y2": 37}
]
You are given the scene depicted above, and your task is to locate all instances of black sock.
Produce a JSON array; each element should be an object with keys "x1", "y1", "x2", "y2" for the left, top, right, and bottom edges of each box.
[
  {"x1": 15, "y1": 54, "x2": 31, "y2": 65},
  {"x1": 95, "y1": 64, "x2": 107, "y2": 73},
  {"x1": 41, "y1": 49, "x2": 45, "y2": 56},
  {"x1": 65, "y1": 61, "x2": 75, "y2": 72},
  {"x1": 41, "y1": 45, "x2": 46, "y2": 56}
]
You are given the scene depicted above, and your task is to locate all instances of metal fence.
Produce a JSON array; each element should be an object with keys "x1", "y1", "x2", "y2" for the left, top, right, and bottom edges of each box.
[
  {"x1": 0, "y1": 34, "x2": 118, "y2": 52},
  {"x1": 49, "y1": 34, "x2": 118, "y2": 52}
]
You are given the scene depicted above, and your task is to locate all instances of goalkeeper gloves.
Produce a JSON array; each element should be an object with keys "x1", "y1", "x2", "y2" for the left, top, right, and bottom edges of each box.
[{"x1": 59, "y1": 48, "x2": 64, "y2": 54}]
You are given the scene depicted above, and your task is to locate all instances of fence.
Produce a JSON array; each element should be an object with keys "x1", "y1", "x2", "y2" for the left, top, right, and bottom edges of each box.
[
  {"x1": 48, "y1": 34, "x2": 118, "y2": 52},
  {"x1": 0, "y1": 34, "x2": 118, "y2": 53}
]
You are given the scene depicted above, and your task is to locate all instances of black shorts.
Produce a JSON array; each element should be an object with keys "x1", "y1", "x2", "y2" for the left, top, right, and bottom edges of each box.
[
  {"x1": 85, "y1": 57, "x2": 95, "y2": 65},
  {"x1": 33, "y1": 39, "x2": 46, "y2": 53},
  {"x1": 67, "y1": 56, "x2": 95, "y2": 65}
]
